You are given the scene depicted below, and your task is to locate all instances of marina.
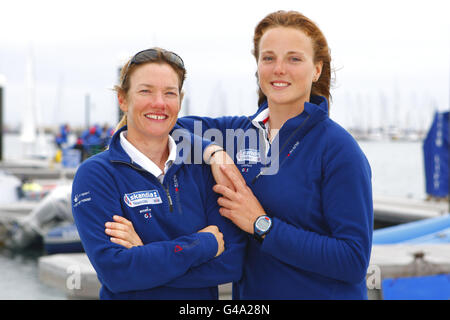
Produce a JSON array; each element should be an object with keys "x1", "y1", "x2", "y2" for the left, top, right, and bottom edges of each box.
[
  {"x1": 0, "y1": 112, "x2": 448, "y2": 300},
  {"x1": 0, "y1": 0, "x2": 449, "y2": 302}
]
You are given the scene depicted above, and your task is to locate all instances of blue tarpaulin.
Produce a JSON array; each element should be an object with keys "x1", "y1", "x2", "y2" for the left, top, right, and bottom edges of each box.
[{"x1": 382, "y1": 274, "x2": 450, "y2": 300}]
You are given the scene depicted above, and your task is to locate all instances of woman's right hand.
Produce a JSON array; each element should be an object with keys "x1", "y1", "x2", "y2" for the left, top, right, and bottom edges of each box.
[
  {"x1": 203, "y1": 145, "x2": 244, "y2": 192},
  {"x1": 105, "y1": 215, "x2": 144, "y2": 248},
  {"x1": 198, "y1": 225, "x2": 224, "y2": 257}
]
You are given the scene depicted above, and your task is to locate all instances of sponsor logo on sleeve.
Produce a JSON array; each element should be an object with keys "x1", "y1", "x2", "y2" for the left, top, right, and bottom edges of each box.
[{"x1": 73, "y1": 191, "x2": 91, "y2": 207}]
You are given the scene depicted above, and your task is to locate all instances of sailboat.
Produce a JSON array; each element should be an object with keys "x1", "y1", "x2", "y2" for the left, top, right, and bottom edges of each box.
[
  {"x1": 20, "y1": 48, "x2": 37, "y2": 147},
  {"x1": 20, "y1": 47, "x2": 50, "y2": 160}
]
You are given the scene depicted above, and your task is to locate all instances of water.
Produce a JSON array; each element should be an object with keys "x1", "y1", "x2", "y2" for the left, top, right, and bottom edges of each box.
[
  {"x1": 359, "y1": 140, "x2": 427, "y2": 200},
  {"x1": 0, "y1": 248, "x2": 66, "y2": 299},
  {"x1": 0, "y1": 134, "x2": 429, "y2": 299}
]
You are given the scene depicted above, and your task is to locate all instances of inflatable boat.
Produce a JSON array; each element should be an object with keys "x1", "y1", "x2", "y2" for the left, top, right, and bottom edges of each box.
[
  {"x1": 373, "y1": 215, "x2": 450, "y2": 300},
  {"x1": 372, "y1": 214, "x2": 450, "y2": 244},
  {"x1": 43, "y1": 223, "x2": 84, "y2": 254}
]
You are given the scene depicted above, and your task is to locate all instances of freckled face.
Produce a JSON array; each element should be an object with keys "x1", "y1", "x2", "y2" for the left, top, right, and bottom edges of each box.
[
  {"x1": 257, "y1": 27, "x2": 322, "y2": 110},
  {"x1": 119, "y1": 63, "x2": 181, "y2": 141}
]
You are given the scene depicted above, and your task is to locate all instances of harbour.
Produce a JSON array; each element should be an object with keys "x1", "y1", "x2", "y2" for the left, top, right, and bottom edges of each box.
[
  {"x1": 0, "y1": 133, "x2": 448, "y2": 300},
  {"x1": 0, "y1": 0, "x2": 449, "y2": 305}
]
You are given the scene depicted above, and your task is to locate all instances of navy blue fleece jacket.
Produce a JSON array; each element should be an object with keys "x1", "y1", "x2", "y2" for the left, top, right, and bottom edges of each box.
[
  {"x1": 176, "y1": 95, "x2": 373, "y2": 299},
  {"x1": 72, "y1": 126, "x2": 245, "y2": 299}
]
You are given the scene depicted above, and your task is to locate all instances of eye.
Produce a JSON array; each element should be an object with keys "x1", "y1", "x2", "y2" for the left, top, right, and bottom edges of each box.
[
  {"x1": 166, "y1": 91, "x2": 178, "y2": 97},
  {"x1": 261, "y1": 55, "x2": 274, "y2": 62},
  {"x1": 139, "y1": 89, "x2": 151, "y2": 94},
  {"x1": 290, "y1": 56, "x2": 302, "y2": 62}
]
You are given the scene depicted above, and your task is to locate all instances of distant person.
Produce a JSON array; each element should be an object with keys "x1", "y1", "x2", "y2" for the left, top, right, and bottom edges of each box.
[
  {"x1": 55, "y1": 124, "x2": 70, "y2": 148},
  {"x1": 108, "y1": 11, "x2": 373, "y2": 300},
  {"x1": 71, "y1": 47, "x2": 245, "y2": 300},
  {"x1": 99, "y1": 124, "x2": 114, "y2": 149},
  {"x1": 82, "y1": 125, "x2": 103, "y2": 157},
  {"x1": 72, "y1": 136, "x2": 87, "y2": 162},
  {"x1": 54, "y1": 123, "x2": 71, "y2": 163}
]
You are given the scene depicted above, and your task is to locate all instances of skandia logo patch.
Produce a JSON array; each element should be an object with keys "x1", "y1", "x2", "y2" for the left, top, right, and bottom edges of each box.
[
  {"x1": 124, "y1": 190, "x2": 162, "y2": 208},
  {"x1": 236, "y1": 148, "x2": 261, "y2": 163}
]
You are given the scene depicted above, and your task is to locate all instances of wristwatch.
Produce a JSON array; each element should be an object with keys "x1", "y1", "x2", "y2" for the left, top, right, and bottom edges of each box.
[{"x1": 253, "y1": 215, "x2": 273, "y2": 243}]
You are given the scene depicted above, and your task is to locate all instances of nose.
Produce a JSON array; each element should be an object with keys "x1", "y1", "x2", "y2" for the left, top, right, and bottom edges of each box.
[
  {"x1": 152, "y1": 91, "x2": 165, "y2": 108},
  {"x1": 273, "y1": 59, "x2": 286, "y2": 75}
]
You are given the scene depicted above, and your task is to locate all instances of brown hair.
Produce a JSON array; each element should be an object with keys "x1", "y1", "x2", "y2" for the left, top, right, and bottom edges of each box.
[
  {"x1": 253, "y1": 10, "x2": 333, "y2": 108},
  {"x1": 114, "y1": 47, "x2": 186, "y2": 131}
]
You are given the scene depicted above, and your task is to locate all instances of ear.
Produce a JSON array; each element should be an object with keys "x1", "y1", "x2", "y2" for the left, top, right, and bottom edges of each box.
[
  {"x1": 313, "y1": 61, "x2": 323, "y2": 82},
  {"x1": 117, "y1": 91, "x2": 128, "y2": 113}
]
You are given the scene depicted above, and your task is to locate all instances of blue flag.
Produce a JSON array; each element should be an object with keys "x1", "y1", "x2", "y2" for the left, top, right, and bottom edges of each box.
[{"x1": 423, "y1": 111, "x2": 449, "y2": 197}]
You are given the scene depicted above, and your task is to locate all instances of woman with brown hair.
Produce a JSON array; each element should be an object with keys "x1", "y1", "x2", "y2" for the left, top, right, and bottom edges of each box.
[{"x1": 186, "y1": 10, "x2": 372, "y2": 299}]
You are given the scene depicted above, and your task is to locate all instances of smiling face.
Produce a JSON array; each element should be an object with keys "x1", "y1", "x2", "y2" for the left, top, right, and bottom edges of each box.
[
  {"x1": 257, "y1": 26, "x2": 323, "y2": 112},
  {"x1": 118, "y1": 62, "x2": 181, "y2": 144}
]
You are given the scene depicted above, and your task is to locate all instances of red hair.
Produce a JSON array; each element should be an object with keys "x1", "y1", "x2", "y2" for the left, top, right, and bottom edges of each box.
[{"x1": 253, "y1": 10, "x2": 333, "y2": 108}]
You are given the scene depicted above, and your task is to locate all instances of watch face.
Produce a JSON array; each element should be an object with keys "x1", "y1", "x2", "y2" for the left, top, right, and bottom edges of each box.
[{"x1": 256, "y1": 216, "x2": 271, "y2": 231}]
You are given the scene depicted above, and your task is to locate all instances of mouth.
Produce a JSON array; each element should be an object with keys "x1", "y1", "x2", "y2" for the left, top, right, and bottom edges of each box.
[
  {"x1": 144, "y1": 113, "x2": 168, "y2": 121},
  {"x1": 270, "y1": 81, "x2": 290, "y2": 89}
]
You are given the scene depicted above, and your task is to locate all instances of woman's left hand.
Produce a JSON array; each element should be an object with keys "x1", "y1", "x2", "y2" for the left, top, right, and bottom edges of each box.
[
  {"x1": 105, "y1": 215, "x2": 143, "y2": 248},
  {"x1": 212, "y1": 165, "x2": 266, "y2": 234}
]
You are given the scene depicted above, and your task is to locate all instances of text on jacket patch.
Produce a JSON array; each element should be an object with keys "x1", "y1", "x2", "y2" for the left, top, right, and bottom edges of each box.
[
  {"x1": 123, "y1": 190, "x2": 162, "y2": 207},
  {"x1": 73, "y1": 191, "x2": 91, "y2": 207}
]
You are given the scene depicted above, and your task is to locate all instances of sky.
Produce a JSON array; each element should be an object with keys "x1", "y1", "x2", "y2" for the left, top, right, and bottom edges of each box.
[{"x1": 0, "y1": 0, "x2": 449, "y2": 132}]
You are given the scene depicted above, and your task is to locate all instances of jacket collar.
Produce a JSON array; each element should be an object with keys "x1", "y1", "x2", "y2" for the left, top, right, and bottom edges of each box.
[
  {"x1": 106, "y1": 125, "x2": 191, "y2": 172},
  {"x1": 249, "y1": 95, "x2": 329, "y2": 131},
  {"x1": 107, "y1": 125, "x2": 132, "y2": 163},
  {"x1": 119, "y1": 130, "x2": 177, "y2": 179}
]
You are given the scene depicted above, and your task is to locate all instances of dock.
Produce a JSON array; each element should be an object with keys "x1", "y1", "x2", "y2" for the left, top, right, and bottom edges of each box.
[
  {"x1": 0, "y1": 160, "x2": 76, "y2": 180},
  {"x1": 38, "y1": 253, "x2": 232, "y2": 299},
  {"x1": 367, "y1": 243, "x2": 450, "y2": 299},
  {"x1": 38, "y1": 243, "x2": 450, "y2": 300},
  {"x1": 39, "y1": 253, "x2": 100, "y2": 299},
  {"x1": 373, "y1": 194, "x2": 448, "y2": 224},
  {"x1": 0, "y1": 200, "x2": 38, "y2": 216}
]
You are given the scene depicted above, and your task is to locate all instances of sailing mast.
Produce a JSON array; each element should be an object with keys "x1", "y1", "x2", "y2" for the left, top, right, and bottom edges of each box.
[
  {"x1": 20, "y1": 47, "x2": 37, "y2": 155},
  {"x1": 20, "y1": 46, "x2": 49, "y2": 159}
]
